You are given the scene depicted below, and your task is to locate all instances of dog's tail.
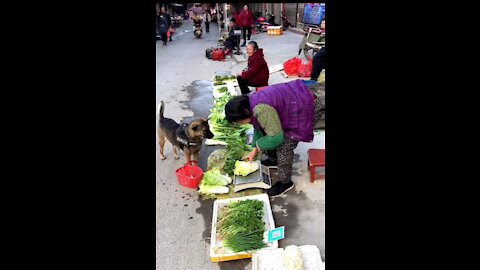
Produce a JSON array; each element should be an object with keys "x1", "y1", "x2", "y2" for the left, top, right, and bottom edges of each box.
[{"x1": 158, "y1": 101, "x2": 165, "y2": 119}]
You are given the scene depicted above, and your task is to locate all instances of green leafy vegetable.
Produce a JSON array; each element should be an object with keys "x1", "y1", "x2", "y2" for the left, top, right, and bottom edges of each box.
[
  {"x1": 234, "y1": 161, "x2": 260, "y2": 176},
  {"x1": 217, "y1": 86, "x2": 228, "y2": 93},
  {"x1": 198, "y1": 168, "x2": 232, "y2": 195},
  {"x1": 202, "y1": 169, "x2": 231, "y2": 186},
  {"x1": 208, "y1": 93, "x2": 253, "y2": 175},
  {"x1": 199, "y1": 185, "x2": 229, "y2": 194},
  {"x1": 217, "y1": 199, "x2": 267, "y2": 253}
]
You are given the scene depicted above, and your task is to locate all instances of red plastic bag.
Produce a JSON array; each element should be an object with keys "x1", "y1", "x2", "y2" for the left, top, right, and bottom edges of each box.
[
  {"x1": 212, "y1": 48, "x2": 225, "y2": 61},
  {"x1": 283, "y1": 57, "x2": 302, "y2": 76},
  {"x1": 298, "y1": 59, "x2": 313, "y2": 78}
]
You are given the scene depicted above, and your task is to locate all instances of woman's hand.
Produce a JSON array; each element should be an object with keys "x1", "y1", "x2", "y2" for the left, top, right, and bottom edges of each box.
[
  {"x1": 242, "y1": 148, "x2": 259, "y2": 162},
  {"x1": 237, "y1": 71, "x2": 243, "y2": 77}
]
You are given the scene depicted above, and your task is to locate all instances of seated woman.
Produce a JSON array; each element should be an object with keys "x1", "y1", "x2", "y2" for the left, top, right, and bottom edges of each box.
[{"x1": 236, "y1": 41, "x2": 269, "y2": 94}]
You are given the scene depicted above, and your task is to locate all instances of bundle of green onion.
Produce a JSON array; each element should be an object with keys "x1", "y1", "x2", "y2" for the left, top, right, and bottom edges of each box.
[{"x1": 217, "y1": 199, "x2": 267, "y2": 253}]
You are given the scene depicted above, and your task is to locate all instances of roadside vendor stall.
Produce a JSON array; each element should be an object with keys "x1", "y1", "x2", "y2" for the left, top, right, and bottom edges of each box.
[{"x1": 174, "y1": 72, "x2": 323, "y2": 268}]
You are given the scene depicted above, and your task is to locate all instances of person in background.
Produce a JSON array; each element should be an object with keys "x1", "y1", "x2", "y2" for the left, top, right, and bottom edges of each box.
[
  {"x1": 236, "y1": 41, "x2": 269, "y2": 94},
  {"x1": 310, "y1": 46, "x2": 325, "y2": 82},
  {"x1": 204, "y1": 9, "x2": 212, "y2": 33},
  {"x1": 223, "y1": 18, "x2": 242, "y2": 56},
  {"x1": 239, "y1": 5, "x2": 254, "y2": 47},
  {"x1": 219, "y1": 11, "x2": 224, "y2": 29},
  {"x1": 158, "y1": 7, "x2": 171, "y2": 46},
  {"x1": 310, "y1": 20, "x2": 325, "y2": 82},
  {"x1": 233, "y1": 8, "x2": 241, "y2": 27},
  {"x1": 168, "y1": 25, "x2": 174, "y2": 42},
  {"x1": 224, "y1": 80, "x2": 324, "y2": 197}
]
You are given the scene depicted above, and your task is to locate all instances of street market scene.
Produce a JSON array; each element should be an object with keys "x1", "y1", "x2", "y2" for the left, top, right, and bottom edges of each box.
[{"x1": 156, "y1": 2, "x2": 325, "y2": 270}]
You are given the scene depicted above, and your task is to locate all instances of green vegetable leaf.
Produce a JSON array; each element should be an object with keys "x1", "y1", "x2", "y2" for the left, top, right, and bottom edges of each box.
[{"x1": 234, "y1": 161, "x2": 260, "y2": 176}]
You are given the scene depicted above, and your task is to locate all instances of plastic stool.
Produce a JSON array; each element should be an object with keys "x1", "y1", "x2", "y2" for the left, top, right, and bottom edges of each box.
[{"x1": 307, "y1": 149, "x2": 325, "y2": 183}]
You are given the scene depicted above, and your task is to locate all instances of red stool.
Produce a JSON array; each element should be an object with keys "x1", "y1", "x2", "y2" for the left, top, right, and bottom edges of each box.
[
  {"x1": 307, "y1": 149, "x2": 325, "y2": 183},
  {"x1": 256, "y1": 86, "x2": 269, "y2": 91}
]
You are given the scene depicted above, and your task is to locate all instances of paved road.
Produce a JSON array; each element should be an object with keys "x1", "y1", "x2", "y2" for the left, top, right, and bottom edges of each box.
[{"x1": 156, "y1": 20, "x2": 325, "y2": 270}]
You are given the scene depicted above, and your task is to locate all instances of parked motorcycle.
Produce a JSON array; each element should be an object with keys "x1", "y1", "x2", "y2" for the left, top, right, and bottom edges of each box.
[
  {"x1": 172, "y1": 15, "x2": 183, "y2": 28},
  {"x1": 298, "y1": 23, "x2": 325, "y2": 61},
  {"x1": 255, "y1": 16, "x2": 268, "y2": 32},
  {"x1": 255, "y1": 14, "x2": 275, "y2": 33},
  {"x1": 192, "y1": 15, "x2": 203, "y2": 38}
]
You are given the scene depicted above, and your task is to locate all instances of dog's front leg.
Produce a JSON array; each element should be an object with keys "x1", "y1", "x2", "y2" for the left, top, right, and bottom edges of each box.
[
  {"x1": 192, "y1": 152, "x2": 199, "y2": 163},
  {"x1": 184, "y1": 148, "x2": 192, "y2": 164}
]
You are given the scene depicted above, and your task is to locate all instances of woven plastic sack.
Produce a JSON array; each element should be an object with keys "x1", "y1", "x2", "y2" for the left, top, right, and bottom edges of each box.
[{"x1": 283, "y1": 57, "x2": 302, "y2": 76}]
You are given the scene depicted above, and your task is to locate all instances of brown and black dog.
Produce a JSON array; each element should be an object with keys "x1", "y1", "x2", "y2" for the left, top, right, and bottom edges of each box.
[{"x1": 158, "y1": 101, "x2": 214, "y2": 163}]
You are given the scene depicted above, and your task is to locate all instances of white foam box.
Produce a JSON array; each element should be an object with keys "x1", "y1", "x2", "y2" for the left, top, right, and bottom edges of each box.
[
  {"x1": 252, "y1": 245, "x2": 324, "y2": 270},
  {"x1": 210, "y1": 194, "x2": 278, "y2": 262}
]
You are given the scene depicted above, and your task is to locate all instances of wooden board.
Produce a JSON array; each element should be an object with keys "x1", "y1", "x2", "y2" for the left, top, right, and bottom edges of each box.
[
  {"x1": 269, "y1": 64, "x2": 284, "y2": 74},
  {"x1": 281, "y1": 70, "x2": 311, "y2": 80}
]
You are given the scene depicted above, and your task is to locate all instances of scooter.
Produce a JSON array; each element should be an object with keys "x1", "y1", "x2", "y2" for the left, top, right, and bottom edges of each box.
[
  {"x1": 298, "y1": 23, "x2": 325, "y2": 61},
  {"x1": 256, "y1": 13, "x2": 279, "y2": 33},
  {"x1": 255, "y1": 14, "x2": 274, "y2": 33},
  {"x1": 192, "y1": 15, "x2": 203, "y2": 38}
]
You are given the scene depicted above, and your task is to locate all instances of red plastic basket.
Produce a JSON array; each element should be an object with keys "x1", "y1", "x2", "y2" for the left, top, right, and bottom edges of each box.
[{"x1": 175, "y1": 161, "x2": 204, "y2": 189}]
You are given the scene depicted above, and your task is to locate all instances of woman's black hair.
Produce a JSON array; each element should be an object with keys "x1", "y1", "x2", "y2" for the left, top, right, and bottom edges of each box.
[
  {"x1": 247, "y1": 41, "x2": 258, "y2": 51},
  {"x1": 225, "y1": 95, "x2": 251, "y2": 123},
  {"x1": 230, "y1": 18, "x2": 236, "y2": 23}
]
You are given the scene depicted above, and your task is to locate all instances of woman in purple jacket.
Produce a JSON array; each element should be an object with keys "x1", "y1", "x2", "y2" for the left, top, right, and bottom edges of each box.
[{"x1": 225, "y1": 80, "x2": 324, "y2": 197}]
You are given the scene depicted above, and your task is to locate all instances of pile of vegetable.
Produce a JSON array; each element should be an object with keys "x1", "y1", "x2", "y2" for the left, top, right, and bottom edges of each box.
[
  {"x1": 282, "y1": 245, "x2": 304, "y2": 270},
  {"x1": 216, "y1": 86, "x2": 228, "y2": 93},
  {"x1": 198, "y1": 168, "x2": 232, "y2": 195},
  {"x1": 234, "y1": 160, "x2": 260, "y2": 176},
  {"x1": 213, "y1": 81, "x2": 226, "y2": 86},
  {"x1": 214, "y1": 74, "x2": 237, "y2": 84},
  {"x1": 199, "y1": 75, "x2": 254, "y2": 197},
  {"x1": 208, "y1": 92, "x2": 252, "y2": 175},
  {"x1": 217, "y1": 199, "x2": 267, "y2": 253}
]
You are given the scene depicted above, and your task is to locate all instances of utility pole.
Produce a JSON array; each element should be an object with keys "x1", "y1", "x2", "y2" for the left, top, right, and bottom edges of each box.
[
  {"x1": 223, "y1": 3, "x2": 228, "y2": 35},
  {"x1": 216, "y1": 3, "x2": 221, "y2": 34}
]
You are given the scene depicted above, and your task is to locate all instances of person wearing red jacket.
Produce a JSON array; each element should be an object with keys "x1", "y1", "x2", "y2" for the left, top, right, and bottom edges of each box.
[
  {"x1": 239, "y1": 5, "x2": 255, "y2": 47},
  {"x1": 233, "y1": 9, "x2": 241, "y2": 27},
  {"x1": 236, "y1": 41, "x2": 269, "y2": 94}
]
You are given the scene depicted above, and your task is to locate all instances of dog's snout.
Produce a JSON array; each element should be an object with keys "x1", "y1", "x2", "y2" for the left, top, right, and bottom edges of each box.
[{"x1": 206, "y1": 130, "x2": 214, "y2": 139}]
